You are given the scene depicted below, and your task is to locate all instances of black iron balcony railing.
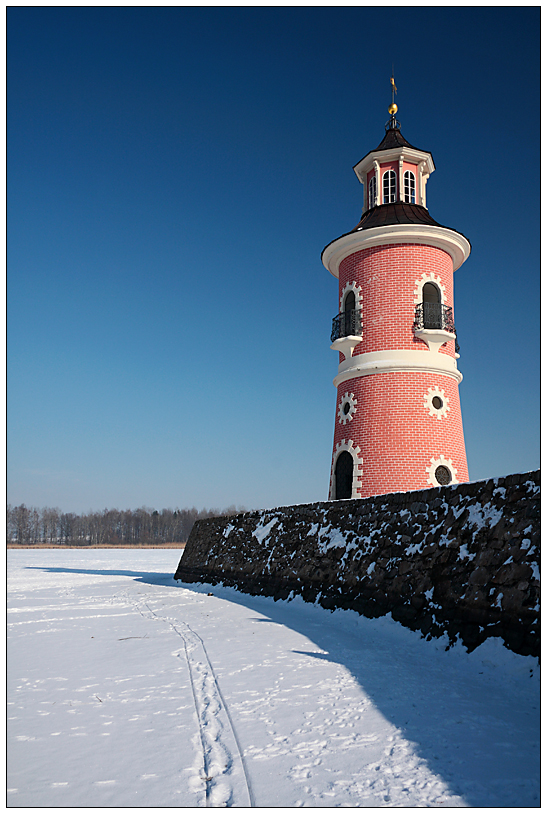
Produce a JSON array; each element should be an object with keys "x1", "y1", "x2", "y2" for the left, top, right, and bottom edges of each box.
[
  {"x1": 414, "y1": 302, "x2": 459, "y2": 353},
  {"x1": 331, "y1": 309, "x2": 362, "y2": 342},
  {"x1": 414, "y1": 302, "x2": 455, "y2": 333}
]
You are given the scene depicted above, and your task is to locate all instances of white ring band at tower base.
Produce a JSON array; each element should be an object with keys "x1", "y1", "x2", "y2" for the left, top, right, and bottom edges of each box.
[{"x1": 333, "y1": 349, "x2": 462, "y2": 387}]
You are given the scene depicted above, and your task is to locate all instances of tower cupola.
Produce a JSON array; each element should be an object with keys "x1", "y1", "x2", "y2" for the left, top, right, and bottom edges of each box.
[{"x1": 353, "y1": 117, "x2": 435, "y2": 212}]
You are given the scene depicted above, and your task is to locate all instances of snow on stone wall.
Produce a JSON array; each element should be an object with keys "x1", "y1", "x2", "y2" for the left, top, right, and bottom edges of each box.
[{"x1": 174, "y1": 471, "x2": 540, "y2": 658}]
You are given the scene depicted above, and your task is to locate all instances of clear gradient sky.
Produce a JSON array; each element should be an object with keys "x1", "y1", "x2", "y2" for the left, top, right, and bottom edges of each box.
[{"x1": 8, "y1": 6, "x2": 540, "y2": 514}]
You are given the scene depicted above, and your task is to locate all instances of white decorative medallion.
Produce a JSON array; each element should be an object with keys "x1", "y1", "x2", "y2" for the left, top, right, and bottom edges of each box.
[
  {"x1": 424, "y1": 386, "x2": 450, "y2": 419},
  {"x1": 338, "y1": 392, "x2": 357, "y2": 424},
  {"x1": 426, "y1": 454, "x2": 458, "y2": 487}
]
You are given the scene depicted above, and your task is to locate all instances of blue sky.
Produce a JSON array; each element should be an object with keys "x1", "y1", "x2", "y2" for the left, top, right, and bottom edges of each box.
[{"x1": 8, "y1": 7, "x2": 540, "y2": 514}]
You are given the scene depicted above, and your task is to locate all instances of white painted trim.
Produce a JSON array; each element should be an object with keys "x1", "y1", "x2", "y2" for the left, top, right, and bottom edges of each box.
[
  {"x1": 414, "y1": 272, "x2": 446, "y2": 305},
  {"x1": 398, "y1": 156, "x2": 404, "y2": 203},
  {"x1": 331, "y1": 335, "x2": 362, "y2": 361},
  {"x1": 413, "y1": 327, "x2": 455, "y2": 354},
  {"x1": 423, "y1": 174, "x2": 429, "y2": 204},
  {"x1": 382, "y1": 169, "x2": 397, "y2": 204},
  {"x1": 354, "y1": 146, "x2": 435, "y2": 183},
  {"x1": 331, "y1": 283, "x2": 364, "y2": 361},
  {"x1": 329, "y1": 439, "x2": 363, "y2": 499},
  {"x1": 322, "y1": 223, "x2": 471, "y2": 277},
  {"x1": 413, "y1": 275, "x2": 451, "y2": 352},
  {"x1": 366, "y1": 174, "x2": 378, "y2": 212},
  {"x1": 340, "y1": 281, "x2": 363, "y2": 312},
  {"x1": 418, "y1": 162, "x2": 425, "y2": 206},
  {"x1": 338, "y1": 391, "x2": 357, "y2": 425},
  {"x1": 403, "y1": 170, "x2": 416, "y2": 204},
  {"x1": 424, "y1": 386, "x2": 450, "y2": 420},
  {"x1": 426, "y1": 455, "x2": 458, "y2": 486},
  {"x1": 333, "y1": 349, "x2": 462, "y2": 387}
]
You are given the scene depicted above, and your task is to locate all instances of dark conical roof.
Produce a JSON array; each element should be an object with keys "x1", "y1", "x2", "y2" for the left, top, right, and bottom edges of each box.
[
  {"x1": 374, "y1": 127, "x2": 417, "y2": 152},
  {"x1": 321, "y1": 202, "x2": 471, "y2": 261},
  {"x1": 353, "y1": 122, "x2": 433, "y2": 174},
  {"x1": 352, "y1": 202, "x2": 443, "y2": 231}
]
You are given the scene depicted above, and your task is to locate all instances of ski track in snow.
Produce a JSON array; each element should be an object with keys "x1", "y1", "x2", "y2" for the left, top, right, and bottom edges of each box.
[
  {"x1": 7, "y1": 550, "x2": 540, "y2": 808},
  {"x1": 124, "y1": 590, "x2": 254, "y2": 807}
]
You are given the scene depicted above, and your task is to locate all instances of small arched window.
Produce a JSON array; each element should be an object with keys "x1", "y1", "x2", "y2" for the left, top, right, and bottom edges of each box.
[
  {"x1": 422, "y1": 282, "x2": 440, "y2": 303},
  {"x1": 404, "y1": 170, "x2": 416, "y2": 204},
  {"x1": 382, "y1": 170, "x2": 396, "y2": 204},
  {"x1": 368, "y1": 176, "x2": 377, "y2": 209},
  {"x1": 422, "y1": 282, "x2": 442, "y2": 329},
  {"x1": 342, "y1": 290, "x2": 357, "y2": 337},
  {"x1": 334, "y1": 451, "x2": 353, "y2": 499},
  {"x1": 343, "y1": 291, "x2": 356, "y2": 313}
]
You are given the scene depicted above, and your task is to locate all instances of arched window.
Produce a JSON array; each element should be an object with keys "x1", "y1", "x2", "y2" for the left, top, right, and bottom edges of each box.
[
  {"x1": 334, "y1": 451, "x2": 353, "y2": 499},
  {"x1": 368, "y1": 176, "x2": 377, "y2": 209},
  {"x1": 422, "y1": 282, "x2": 442, "y2": 329},
  {"x1": 382, "y1": 170, "x2": 396, "y2": 204},
  {"x1": 343, "y1": 290, "x2": 356, "y2": 312},
  {"x1": 342, "y1": 290, "x2": 356, "y2": 336},
  {"x1": 404, "y1": 170, "x2": 416, "y2": 203}
]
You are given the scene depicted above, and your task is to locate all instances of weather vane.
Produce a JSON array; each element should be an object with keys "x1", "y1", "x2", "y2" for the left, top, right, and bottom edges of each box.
[{"x1": 389, "y1": 69, "x2": 398, "y2": 116}]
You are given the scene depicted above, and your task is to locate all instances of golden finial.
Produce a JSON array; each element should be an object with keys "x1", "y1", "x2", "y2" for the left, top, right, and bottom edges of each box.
[
  {"x1": 389, "y1": 72, "x2": 397, "y2": 116},
  {"x1": 385, "y1": 70, "x2": 401, "y2": 131}
]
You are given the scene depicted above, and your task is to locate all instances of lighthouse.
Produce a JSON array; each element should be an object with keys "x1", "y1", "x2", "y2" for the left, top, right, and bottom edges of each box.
[{"x1": 322, "y1": 91, "x2": 470, "y2": 500}]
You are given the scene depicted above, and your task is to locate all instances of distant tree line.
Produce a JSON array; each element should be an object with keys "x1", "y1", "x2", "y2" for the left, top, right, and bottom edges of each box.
[{"x1": 6, "y1": 504, "x2": 246, "y2": 546}]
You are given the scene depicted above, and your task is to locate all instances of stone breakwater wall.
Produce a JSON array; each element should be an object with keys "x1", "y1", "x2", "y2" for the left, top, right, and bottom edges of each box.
[{"x1": 174, "y1": 471, "x2": 540, "y2": 658}]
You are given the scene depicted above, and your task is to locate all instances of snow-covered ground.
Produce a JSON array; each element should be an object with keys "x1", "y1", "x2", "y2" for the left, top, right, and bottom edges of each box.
[{"x1": 7, "y1": 549, "x2": 539, "y2": 808}]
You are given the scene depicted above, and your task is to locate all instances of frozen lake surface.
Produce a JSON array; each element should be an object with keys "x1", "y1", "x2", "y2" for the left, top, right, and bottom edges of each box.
[{"x1": 7, "y1": 549, "x2": 540, "y2": 807}]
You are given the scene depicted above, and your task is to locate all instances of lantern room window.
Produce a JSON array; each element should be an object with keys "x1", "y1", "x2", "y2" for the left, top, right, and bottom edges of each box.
[
  {"x1": 368, "y1": 176, "x2": 377, "y2": 209},
  {"x1": 382, "y1": 170, "x2": 396, "y2": 204},
  {"x1": 404, "y1": 170, "x2": 416, "y2": 204}
]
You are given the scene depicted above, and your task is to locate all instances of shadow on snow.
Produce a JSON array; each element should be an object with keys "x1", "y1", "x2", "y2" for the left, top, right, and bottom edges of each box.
[
  {"x1": 24, "y1": 564, "x2": 539, "y2": 807},
  {"x1": 25, "y1": 565, "x2": 177, "y2": 587}
]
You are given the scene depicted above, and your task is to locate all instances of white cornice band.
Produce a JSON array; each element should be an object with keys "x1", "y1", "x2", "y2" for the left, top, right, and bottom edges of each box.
[
  {"x1": 322, "y1": 223, "x2": 471, "y2": 278},
  {"x1": 333, "y1": 349, "x2": 463, "y2": 388}
]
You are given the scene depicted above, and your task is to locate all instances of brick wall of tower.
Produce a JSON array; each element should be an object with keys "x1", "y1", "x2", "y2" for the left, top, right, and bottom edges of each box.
[
  {"x1": 338, "y1": 243, "x2": 455, "y2": 358},
  {"x1": 332, "y1": 371, "x2": 468, "y2": 498}
]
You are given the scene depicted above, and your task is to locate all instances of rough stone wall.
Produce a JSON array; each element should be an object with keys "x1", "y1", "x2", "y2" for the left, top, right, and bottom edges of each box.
[{"x1": 174, "y1": 471, "x2": 540, "y2": 658}]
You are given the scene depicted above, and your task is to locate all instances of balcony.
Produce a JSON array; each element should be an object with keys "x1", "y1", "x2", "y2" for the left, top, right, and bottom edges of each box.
[
  {"x1": 414, "y1": 303, "x2": 459, "y2": 354},
  {"x1": 330, "y1": 309, "x2": 362, "y2": 360},
  {"x1": 331, "y1": 308, "x2": 363, "y2": 342}
]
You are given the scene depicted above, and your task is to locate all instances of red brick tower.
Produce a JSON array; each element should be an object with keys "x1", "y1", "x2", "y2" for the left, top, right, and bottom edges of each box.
[{"x1": 323, "y1": 97, "x2": 470, "y2": 500}]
